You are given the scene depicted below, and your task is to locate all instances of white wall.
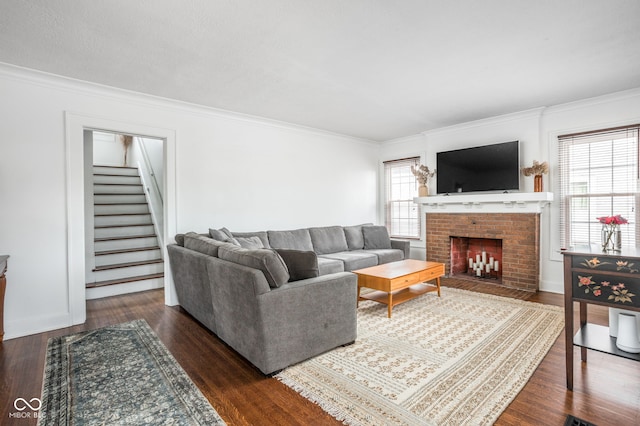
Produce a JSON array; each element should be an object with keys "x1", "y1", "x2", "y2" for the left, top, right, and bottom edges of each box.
[
  {"x1": 0, "y1": 64, "x2": 379, "y2": 339},
  {"x1": 380, "y1": 90, "x2": 640, "y2": 293},
  {"x1": 93, "y1": 131, "x2": 125, "y2": 166}
]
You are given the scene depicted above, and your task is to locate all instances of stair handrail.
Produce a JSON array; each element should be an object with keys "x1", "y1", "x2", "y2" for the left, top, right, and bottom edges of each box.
[{"x1": 136, "y1": 137, "x2": 163, "y2": 205}]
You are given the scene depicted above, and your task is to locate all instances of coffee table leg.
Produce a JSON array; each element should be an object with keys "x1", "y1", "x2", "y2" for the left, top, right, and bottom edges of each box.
[
  {"x1": 436, "y1": 277, "x2": 441, "y2": 297},
  {"x1": 357, "y1": 285, "x2": 361, "y2": 307},
  {"x1": 387, "y1": 293, "x2": 392, "y2": 318}
]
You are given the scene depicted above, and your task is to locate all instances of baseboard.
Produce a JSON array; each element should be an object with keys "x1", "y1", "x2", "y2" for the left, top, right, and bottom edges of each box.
[{"x1": 540, "y1": 277, "x2": 563, "y2": 294}]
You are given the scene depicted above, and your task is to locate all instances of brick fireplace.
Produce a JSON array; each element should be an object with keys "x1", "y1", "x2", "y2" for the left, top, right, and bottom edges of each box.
[{"x1": 426, "y1": 213, "x2": 540, "y2": 291}]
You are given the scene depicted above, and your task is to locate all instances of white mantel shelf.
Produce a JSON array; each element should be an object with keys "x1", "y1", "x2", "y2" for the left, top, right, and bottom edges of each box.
[{"x1": 414, "y1": 192, "x2": 553, "y2": 214}]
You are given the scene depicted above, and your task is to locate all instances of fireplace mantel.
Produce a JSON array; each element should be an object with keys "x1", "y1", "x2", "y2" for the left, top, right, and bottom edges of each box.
[{"x1": 414, "y1": 192, "x2": 553, "y2": 214}]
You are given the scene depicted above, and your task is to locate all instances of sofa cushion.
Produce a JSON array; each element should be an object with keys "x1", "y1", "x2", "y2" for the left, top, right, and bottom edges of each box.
[
  {"x1": 218, "y1": 245, "x2": 290, "y2": 288},
  {"x1": 309, "y1": 226, "x2": 349, "y2": 255},
  {"x1": 230, "y1": 231, "x2": 270, "y2": 248},
  {"x1": 267, "y1": 228, "x2": 314, "y2": 251},
  {"x1": 316, "y1": 257, "x2": 345, "y2": 275},
  {"x1": 363, "y1": 225, "x2": 392, "y2": 249},
  {"x1": 184, "y1": 232, "x2": 231, "y2": 257},
  {"x1": 320, "y1": 251, "x2": 378, "y2": 271},
  {"x1": 174, "y1": 233, "x2": 185, "y2": 247},
  {"x1": 228, "y1": 236, "x2": 265, "y2": 249},
  {"x1": 343, "y1": 223, "x2": 372, "y2": 250},
  {"x1": 275, "y1": 249, "x2": 319, "y2": 282},
  {"x1": 209, "y1": 227, "x2": 233, "y2": 242},
  {"x1": 364, "y1": 249, "x2": 404, "y2": 264}
]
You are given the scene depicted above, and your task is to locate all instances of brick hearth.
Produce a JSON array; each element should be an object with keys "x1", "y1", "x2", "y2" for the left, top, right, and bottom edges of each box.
[{"x1": 426, "y1": 213, "x2": 540, "y2": 291}]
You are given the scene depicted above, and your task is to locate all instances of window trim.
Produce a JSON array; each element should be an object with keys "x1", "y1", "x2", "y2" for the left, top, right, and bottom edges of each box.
[{"x1": 383, "y1": 156, "x2": 422, "y2": 240}]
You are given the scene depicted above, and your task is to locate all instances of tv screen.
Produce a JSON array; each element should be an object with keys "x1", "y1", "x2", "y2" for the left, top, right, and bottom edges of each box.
[{"x1": 436, "y1": 141, "x2": 520, "y2": 194}]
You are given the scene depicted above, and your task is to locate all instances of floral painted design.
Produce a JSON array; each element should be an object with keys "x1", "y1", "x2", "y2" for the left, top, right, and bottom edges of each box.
[
  {"x1": 616, "y1": 260, "x2": 639, "y2": 274},
  {"x1": 580, "y1": 257, "x2": 639, "y2": 274},
  {"x1": 577, "y1": 275, "x2": 635, "y2": 303},
  {"x1": 580, "y1": 257, "x2": 610, "y2": 269}
]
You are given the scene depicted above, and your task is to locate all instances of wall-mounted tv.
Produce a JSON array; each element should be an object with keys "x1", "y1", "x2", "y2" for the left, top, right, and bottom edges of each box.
[{"x1": 436, "y1": 141, "x2": 520, "y2": 194}]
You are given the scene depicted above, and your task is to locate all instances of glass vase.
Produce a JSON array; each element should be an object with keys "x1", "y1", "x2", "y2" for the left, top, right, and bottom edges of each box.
[{"x1": 601, "y1": 224, "x2": 622, "y2": 252}]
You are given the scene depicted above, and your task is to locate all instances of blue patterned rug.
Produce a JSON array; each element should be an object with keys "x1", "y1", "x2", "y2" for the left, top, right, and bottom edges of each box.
[{"x1": 39, "y1": 319, "x2": 225, "y2": 425}]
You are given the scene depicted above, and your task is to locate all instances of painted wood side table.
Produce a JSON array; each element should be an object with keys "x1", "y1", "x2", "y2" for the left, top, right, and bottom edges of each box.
[{"x1": 562, "y1": 246, "x2": 640, "y2": 390}]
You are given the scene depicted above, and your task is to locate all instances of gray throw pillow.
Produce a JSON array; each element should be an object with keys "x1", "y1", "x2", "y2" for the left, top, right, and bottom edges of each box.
[
  {"x1": 235, "y1": 236, "x2": 265, "y2": 249},
  {"x1": 230, "y1": 231, "x2": 270, "y2": 248},
  {"x1": 209, "y1": 227, "x2": 233, "y2": 242},
  {"x1": 184, "y1": 232, "x2": 230, "y2": 257},
  {"x1": 343, "y1": 223, "x2": 372, "y2": 250},
  {"x1": 275, "y1": 249, "x2": 319, "y2": 282},
  {"x1": 362, "y1": 225, "x2": 392, "y2": 249},
  {"x1": 174, "y1": 233, "x2": 185, "y2": 246},
  {"x1": 218, "y1": 245, "x2": 290, "y2": 288}
]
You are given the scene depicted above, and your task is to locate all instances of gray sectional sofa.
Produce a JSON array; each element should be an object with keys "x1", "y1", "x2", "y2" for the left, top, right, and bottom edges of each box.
[{"x1": 167, "y1": 224, "x2": 409, "y2": 374}]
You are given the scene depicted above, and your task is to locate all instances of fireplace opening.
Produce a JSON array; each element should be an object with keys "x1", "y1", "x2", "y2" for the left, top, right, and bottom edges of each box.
[{"x1": 450, "y1": 237, "x2": 503, "y2": 283}]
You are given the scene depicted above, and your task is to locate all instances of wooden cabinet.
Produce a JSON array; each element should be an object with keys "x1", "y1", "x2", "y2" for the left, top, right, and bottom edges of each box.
[
  {"x1": 563, "y1": 246, "x2": 640, "y2": 390},
  {"x1": 0, "y1": 255, "x2": 7, "y2": 343}
]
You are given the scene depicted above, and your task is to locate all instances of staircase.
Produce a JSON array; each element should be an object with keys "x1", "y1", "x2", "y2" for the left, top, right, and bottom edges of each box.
[{"x1": 87, "y1": 165, "x2": 164, "y2": 299}]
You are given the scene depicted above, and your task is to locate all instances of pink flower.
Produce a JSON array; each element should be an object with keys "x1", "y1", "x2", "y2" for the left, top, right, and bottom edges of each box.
[
  {"x1": 579, "y1": 276, "x2": 592, "y2": 286},
  {"x1": 602, "y1": 281, "x2": 610, "y2": 287},
  {"x1": 597, "y1": 215, "x2": 628, "y2": 225},
  {"x1": 618, "y1": 283, "x2": 626, "y2": 289},
  {"x1": 594, "y1": 289, "x2": 602, "y2": 296}
]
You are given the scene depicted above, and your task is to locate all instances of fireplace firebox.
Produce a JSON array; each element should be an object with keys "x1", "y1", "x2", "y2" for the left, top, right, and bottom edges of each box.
[{"x1": 450, "y1": 237, "x2": 503, "y2": 283}]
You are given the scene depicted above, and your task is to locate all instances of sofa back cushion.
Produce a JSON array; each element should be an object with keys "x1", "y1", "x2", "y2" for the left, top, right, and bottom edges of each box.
[
  {"x1": 226, "y1": 236, "x2": 265, "y2": 249},
  {"x1": 267, "y1": 228, "x2": 314, "y2": 251},
  {"x1": 309, "y1": 226, "x2": 349, "y2": 254},
  {"x1": 275, "y1": 249, "x2": 319, "y2": 282},
  {"x1": 184, "y1": 232, "x2": 231, "y2": 257},
  {"x1": 218, "y1": 245, "x2": 290, "y2": 288},
  {"x1": 230, "y1": 231, "x2": 270, "y2": 248},
  {"x1": 362, "y1": 225, "x2": 392, "y2": 249},
  {"x1": 343, "y1": 223, "x2": 373, "y2": 250}
]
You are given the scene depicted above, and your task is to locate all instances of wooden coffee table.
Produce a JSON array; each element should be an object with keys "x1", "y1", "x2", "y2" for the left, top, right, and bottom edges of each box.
[{"x1": 354, "y1": 259, "x2": 445, "y2": 318}]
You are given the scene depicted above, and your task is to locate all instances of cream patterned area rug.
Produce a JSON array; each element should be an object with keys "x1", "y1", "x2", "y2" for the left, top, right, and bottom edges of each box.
[
  {"x1": 39, "y1": 319, "x2": 225, "y2": 425},
  {"x1": 276, "y1": 287, "x2": 564, "y2": 425}
]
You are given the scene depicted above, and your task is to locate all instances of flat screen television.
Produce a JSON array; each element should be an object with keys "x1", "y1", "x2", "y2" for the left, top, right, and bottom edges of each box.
[{"x1": 436, "y1": 141, "x2": 520, "y2": 194}]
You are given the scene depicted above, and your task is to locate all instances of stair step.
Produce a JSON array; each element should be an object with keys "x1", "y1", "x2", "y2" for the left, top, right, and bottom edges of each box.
[
  {"x1": 94, "y1": 218, "x2": 153, "y2": 229},
  {"x1": 94, "y1": 183, "x2": 144, "y2": 194},
  {"x1": 95, "y1": 213, "x2": 152, "y2": 227},
  {"x1": 93, "y1": 258, "x2": 163, "y2": 271},
  {"x1": 95, "y1": 233, "x2": 157, "y2": 242},
  {"x1": 94, "y1": 247, "x2": 162, "y2": 267},
  {"x1": 93, "y1": 174, "x2": 141, "y2": 185},
  {"x1": 93, "y1": 165, "x2": 139, "y2": 176},
  {"x1": 94, "y1": 224, "x2": 155, "y2": 239},
  {"x1": 91, "y1": 260, "x2": 164, "y2": 281},
  {"x1": 95, "y1": 235, "x2": 159, "y2": 252},
  {"x1": 95, "y1": 246, "x2": 161, "y2": 256},
  {"x1": 95, "y1": 194, "x2": 147, "y2": 204},
  {"x1": 94, "y1": 203, "x2": 149, "y2": 215},
  {"x1": 86, "y1": 272, "x2": 164, "y2": 288}
]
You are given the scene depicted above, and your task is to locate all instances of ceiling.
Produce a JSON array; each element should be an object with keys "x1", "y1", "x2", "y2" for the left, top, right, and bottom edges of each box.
[{"x1": 1, "y1": 1, "x2": 639, "y2": 142}]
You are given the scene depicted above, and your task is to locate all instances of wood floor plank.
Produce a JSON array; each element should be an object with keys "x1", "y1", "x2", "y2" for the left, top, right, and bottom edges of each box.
[{"x1": 1, "y1": 278, "x2": 639, "y2": 425}]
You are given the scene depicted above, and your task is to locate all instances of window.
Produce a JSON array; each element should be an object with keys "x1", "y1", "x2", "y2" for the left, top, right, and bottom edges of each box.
[
  {"x1": 559, "y1": 125, "x2": 639, "y2": 248},
  {"x1": 384, "y1": 157, "x2": 420, "y2": 239}
]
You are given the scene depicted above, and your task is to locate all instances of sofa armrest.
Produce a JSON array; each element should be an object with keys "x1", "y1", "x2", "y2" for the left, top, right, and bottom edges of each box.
[
  {"x1": 391, "y1": 239, "x2": 410, "y2": 259},
  {"x1": 256, "y1": 272, "x2": 358, "y2": 372}
]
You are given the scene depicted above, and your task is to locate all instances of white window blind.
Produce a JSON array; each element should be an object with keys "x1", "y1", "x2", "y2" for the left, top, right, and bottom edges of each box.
[
  {"x1": 558, "y1": 125, "x2": 639, "y2": 248},
  {"x1": 384, "y1": 157, "x2": 420, "y2": 239}
]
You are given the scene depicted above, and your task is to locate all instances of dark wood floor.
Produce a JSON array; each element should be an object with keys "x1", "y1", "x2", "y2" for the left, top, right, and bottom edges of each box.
[{"x1": 1, "y1": 278, "x2": 639, "y2": 425}]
